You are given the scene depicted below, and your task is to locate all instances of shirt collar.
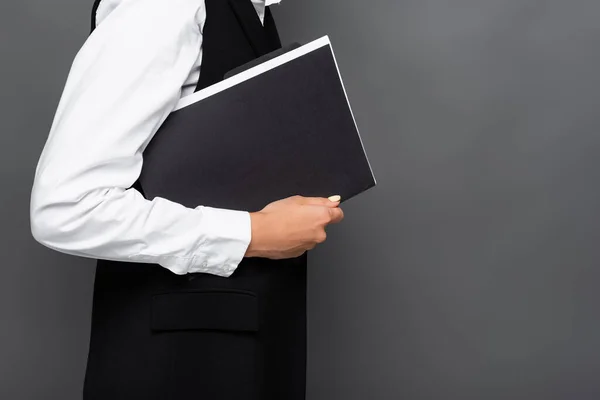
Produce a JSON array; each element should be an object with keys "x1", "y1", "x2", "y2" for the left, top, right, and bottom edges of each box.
[
  {"x1": 252, "y1": 0, "x2": 282, "y2": 6},
  {"x1": 251, "y1": 0, "x2": 281, "y2": 25}
]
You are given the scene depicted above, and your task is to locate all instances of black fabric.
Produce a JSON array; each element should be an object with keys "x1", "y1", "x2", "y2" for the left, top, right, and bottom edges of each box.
[
  {"x1": 90, "y1": 0, "x2": 101, "y2": 33},
  {"x1": 223, "y1": 41, "x2": 301, "y2": 79},
  {"x1": 196, "y1": 0, "x2": 282, "y2": 91},
  {"x1": 151, "y1": 289, "x2": 259, "y2": 332},
  {"x1": 83, "y1": 1, "x2": 307, "y2": 399}
]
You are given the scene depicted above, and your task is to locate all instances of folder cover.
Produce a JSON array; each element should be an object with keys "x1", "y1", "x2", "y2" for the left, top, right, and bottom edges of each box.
[{"x1": 138, "y1": 36, "x2": 376, "y2": 213}]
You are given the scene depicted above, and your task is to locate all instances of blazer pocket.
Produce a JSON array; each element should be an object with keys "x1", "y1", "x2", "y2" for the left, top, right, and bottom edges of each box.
[{"x1": 151, "y1": 289, "x2": 259, "y2": 332}]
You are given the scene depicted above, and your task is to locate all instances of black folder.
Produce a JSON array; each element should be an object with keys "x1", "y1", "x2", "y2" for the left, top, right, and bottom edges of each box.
[{"x1": 138, "y1": 36, "x2": 376, "y2": 213}]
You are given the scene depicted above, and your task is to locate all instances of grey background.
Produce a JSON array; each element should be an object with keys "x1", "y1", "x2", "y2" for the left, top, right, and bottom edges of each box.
[{"x1": 2, "y1": 0, "x2": 600, "y2": 399}]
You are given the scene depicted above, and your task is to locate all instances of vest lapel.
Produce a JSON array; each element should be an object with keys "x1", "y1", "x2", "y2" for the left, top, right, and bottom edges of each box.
[
  {"x1": 263, "y1": 7, "x2": 282, "y2": 49},
  {"x1": 90, "y1": 0, "x2": 102, "y2": 32},
  {"x1": 229, "y1": 0, "x2": 272, "y2": 56}
]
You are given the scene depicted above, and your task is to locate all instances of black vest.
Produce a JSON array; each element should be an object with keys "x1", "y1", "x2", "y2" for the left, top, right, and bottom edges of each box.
[{"x1": 83, "y1": 2, "x2": 307, "y2": 399}]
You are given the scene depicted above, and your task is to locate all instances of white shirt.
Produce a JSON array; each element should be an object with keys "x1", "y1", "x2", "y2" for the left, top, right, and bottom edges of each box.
[{"x1": 29, "y1": 0, "x2": 282, "y2": 278}]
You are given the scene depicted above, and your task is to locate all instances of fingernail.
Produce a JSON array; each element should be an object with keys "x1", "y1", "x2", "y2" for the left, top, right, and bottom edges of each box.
[{"x1": 328, "y1": 195, "x2": 341, "y2": 202}]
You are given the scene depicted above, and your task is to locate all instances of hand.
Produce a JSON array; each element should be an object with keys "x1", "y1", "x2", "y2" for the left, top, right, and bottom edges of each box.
[{"x1": 244, "y1": 195, "x2": 345, "y2": 259}]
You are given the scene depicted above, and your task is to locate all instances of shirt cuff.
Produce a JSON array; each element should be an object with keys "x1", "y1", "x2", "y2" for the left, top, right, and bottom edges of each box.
[{"x1": 188, "y1": 206, "x2": 252, "y2": 277}]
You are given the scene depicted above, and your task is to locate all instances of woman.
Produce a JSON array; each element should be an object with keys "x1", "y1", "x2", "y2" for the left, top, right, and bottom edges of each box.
[{"x1": 30, "y1": 0, "x2": 344, "y2": 398}]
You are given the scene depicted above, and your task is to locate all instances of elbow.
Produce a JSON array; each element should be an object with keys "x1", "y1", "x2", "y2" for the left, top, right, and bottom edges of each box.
[
  {"x1": 30, "y1": 181, "x2": 121, "y2": 258},
  {"x1": 29, "y1": 183, "x2": 87, "y2": 251},
  {"x1": 30, "y1": 211, "x2": 57, "y2": 249},
  {"x1": 30, "y1": 192, "x2": 64, "y2": 249},
  {"x1": 30, "y1": 153, "x2": 118, "y2": 255},
  {"x1": 30, "y1": 186, "x2": 48, "y2": 245}
]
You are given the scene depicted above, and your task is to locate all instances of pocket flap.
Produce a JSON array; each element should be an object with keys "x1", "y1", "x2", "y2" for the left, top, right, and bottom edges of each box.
[{"x1": 151, "y1": 289, "x2": 259, "y2": 332}]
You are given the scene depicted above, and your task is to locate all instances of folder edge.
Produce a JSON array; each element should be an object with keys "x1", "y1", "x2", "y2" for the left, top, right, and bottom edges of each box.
[
  {"x1": 326, "y1": 42, "x2": 377, "y2": 186},
  {"x1": 174, "y1": 36, "x2": 331, "y2": 111}
]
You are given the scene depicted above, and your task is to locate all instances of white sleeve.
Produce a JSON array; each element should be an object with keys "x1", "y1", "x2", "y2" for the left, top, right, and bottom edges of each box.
[{"x1": 29, "y1": 0, "x2": 251, "y2": 277}]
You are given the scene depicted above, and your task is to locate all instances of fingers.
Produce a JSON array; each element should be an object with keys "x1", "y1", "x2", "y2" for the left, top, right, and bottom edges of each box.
[{"x1": 294, "y1": 195, "x2": 341, "y2": 207}]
